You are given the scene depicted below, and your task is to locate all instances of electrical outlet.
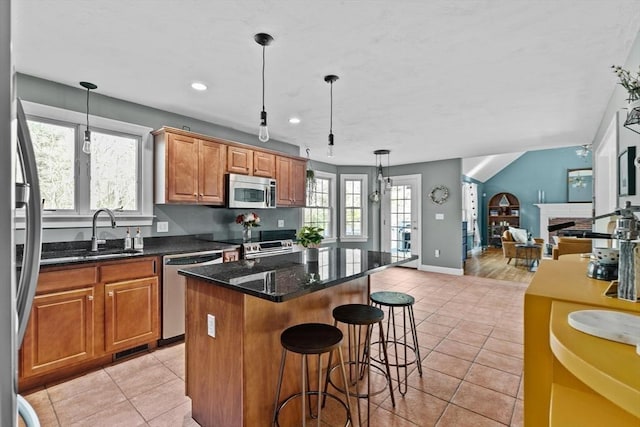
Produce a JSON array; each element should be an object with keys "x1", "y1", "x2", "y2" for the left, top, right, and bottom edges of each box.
[
  {"x1": 435, "y1": 249, "x2": 440, "y2": 257},
  {"x1": 278, "y1": 219, "x2": 284, "y2": 228},
  {"x1": 435, "y1": 213, "x2": 444, "y2": 220},
  {"x1": 207, "y1": 314, "x2": 216, "y2": 338},
  {"x1": 157, "y1": 221, "x2": 169, "y2": 232}
]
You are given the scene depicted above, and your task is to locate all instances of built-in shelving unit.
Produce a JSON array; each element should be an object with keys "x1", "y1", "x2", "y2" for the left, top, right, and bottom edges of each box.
[{"x1": 487, "y1": 192, "x2": 519, "y2": 247}]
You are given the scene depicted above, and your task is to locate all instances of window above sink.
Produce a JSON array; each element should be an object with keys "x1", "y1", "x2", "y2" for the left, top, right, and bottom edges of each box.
[{"x1": 15, "y1": 101, "x2": 154, "y2": 229}]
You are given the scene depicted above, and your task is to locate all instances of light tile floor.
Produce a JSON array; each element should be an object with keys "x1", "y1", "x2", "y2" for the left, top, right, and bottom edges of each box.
[{"x1": 23, "y1": 267, "x2": 526, "y2": 426}]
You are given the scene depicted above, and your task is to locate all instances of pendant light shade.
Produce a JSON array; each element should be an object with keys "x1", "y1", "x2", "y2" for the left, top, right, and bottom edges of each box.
[
  {"x1": 370, "y1": 149, "x2": 390, "y2": 202},
  {"x1": 255, "y1": 33, "x2": 273, "y2": 142},
  {"x1": 79, "y1": 81, "x2": 97, "y2": 154},
  {"x1": 325, "y1": 75, "x2": 339, "y2": 157}
]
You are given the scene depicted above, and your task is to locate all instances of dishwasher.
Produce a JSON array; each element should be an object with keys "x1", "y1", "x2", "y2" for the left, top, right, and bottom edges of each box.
[{"x1": 162, "y1": 250, "x2": 223, "y2": 343}]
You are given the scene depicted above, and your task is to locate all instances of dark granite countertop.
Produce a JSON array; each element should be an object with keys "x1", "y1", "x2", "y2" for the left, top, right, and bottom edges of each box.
[
  {"x1": 24, "y1": 235, "x2": 241, "y2": 267},
  {"x1": 179, "y1": 248, "x2": 417, "y2": 302}
]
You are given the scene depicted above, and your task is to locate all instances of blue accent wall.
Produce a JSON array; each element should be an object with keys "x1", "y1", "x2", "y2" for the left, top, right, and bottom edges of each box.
[{"x1": 481, "y1": 147, "x2": 592, "y2": 243}]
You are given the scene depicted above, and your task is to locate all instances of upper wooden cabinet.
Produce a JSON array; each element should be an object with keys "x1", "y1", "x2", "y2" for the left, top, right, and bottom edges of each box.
[
  {"x1": 276, "y1": 157, "x2": 306, "y2": 207},
  {"x1": 227, "y1": 146, "x2": 253, "y2": 175},
  {"x1": 153, "y1": 127, "x2": 307, "y2": 206},
  {"x1": 154, "y1": 129, "x2": 226, "y2": 205},
  {"x1": 253, "y1": 151, "x2": 276, "y2": 178}
]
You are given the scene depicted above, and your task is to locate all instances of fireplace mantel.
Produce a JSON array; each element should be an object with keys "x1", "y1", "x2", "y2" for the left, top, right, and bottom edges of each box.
[{"x1": 535, "y1": 203, "x2": 592, "y2": 244}]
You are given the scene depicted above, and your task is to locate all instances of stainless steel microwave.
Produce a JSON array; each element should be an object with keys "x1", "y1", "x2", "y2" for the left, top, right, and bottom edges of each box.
[{"x1": 226, "y1": 173, "x2": 276, "y2": 209}]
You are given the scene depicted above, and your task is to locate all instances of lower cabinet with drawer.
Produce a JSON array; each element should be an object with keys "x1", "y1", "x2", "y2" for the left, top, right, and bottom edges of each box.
[{"x1": 19, "y1": 256, "x2": 160, "y2": 391}]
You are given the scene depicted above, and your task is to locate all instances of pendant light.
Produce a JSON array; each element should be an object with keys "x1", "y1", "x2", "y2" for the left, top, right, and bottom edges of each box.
[
  {"x1": 254, "y1": 33, "x2": 273, "y2": 142},
  {"x1": 80, "y1": 81, "x2": 97, "y2": 154},
  {"x1": 325, "y1": 75, "x2": 339, "y2": 157},
  {"x1": 373, "y1": 149, "x2": 392, "y2": 191},
  {"x1": 385, "y1": 149, "x2": 393, "y2": 190}
]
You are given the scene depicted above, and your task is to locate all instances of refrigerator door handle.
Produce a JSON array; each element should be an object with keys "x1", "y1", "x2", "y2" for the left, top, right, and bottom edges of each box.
[
  {"x1": 17, "y1": 395, "x2": 40, "y2": 427},
  {"x1": 15, "y1": 99, "x2": 42, "y2": 346}
]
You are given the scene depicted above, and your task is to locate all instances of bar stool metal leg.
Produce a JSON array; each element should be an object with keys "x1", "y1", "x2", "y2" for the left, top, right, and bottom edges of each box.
[
  {"x1": 371, "y1": 291, "x2": 422, "y2": 397},
  {"x1": 273, "y1": 323, "x2": 353, "y2": 427},
  {"x1": 324, "y1": 304, "x2": 395, "y2": 426}
]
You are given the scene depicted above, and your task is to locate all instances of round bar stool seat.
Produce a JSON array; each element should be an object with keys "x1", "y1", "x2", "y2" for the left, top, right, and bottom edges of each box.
[
  {"x1": 281, "y1": 323, "x2": 343, "y2": 354},
  {"x1": 370, "y1": 291, "x2": 423, "y2": 396},
  {"x1": 370, "y1": 291, "x2": 415, "y2": 307},
  {"x1": 273, "y1": 323, "x2": 353, "y2": 427},
  {"x1": 325, "y1": 304, "x2": 395, "y2": 426}
]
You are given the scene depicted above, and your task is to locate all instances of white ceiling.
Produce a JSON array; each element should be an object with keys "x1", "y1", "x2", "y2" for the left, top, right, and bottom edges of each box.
[{"x1": 12, "y1": 0, "x2": 640, "y2": 175}]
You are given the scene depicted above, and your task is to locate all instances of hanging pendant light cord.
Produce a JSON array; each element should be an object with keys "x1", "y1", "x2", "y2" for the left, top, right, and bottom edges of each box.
[
  {"x1": 261, "y1": 45, "x2": 266, "y2": 112},
  {"x1": 329, "y1": 81, "x2": 333, "y2": 134},
  {"x1": 85, "y1": 88, "x2": 90, "y2": 130}
]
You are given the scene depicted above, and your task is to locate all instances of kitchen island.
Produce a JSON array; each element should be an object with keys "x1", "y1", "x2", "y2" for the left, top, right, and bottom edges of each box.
[
  {"x1": 524, "y1": 255, "x2": 640, "y2": 427},
  {"x1": 180, "y1": 248, "x2": 416, "y2": 427}
]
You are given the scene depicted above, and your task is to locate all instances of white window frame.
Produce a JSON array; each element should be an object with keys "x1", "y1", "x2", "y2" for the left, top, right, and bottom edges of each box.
[
  {"x1": 301, "y1": 171, "x2": 337, "y2": 243},
  {"x1": 16, "y1": 101, "x2": 154, "y2": 229},
  {"x1": 340, "y1": 173, "x2": 368, "y2": 242}
]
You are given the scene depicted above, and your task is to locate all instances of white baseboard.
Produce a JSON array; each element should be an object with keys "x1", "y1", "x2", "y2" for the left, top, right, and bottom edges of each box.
[{"x1": 418, "y1": 264, "x2": 464, "y2": 276}]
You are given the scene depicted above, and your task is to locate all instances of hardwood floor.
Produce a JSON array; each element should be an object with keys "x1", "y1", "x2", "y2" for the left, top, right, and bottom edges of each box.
[{"x1": 464, "y1": 247, "x2": 537, "y2": 284}]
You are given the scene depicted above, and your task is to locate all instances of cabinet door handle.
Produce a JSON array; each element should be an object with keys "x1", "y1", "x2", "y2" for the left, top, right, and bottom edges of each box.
[
  {"x1": 87, "y1": 295, "x2": 93, "y2": 301},
  {"x1": 108, "y1": 291, "x2": 113, "y2": 297}
]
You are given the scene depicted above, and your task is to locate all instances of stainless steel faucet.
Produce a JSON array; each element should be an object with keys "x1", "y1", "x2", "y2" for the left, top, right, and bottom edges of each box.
[{"x1": 91, "y1": 208, "x2": 117, "y2": 251}]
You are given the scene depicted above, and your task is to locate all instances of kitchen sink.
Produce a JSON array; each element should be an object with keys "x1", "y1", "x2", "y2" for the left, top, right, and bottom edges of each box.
[{"x1": 40, "y1": 248, "x2": 143, "y2": 265}]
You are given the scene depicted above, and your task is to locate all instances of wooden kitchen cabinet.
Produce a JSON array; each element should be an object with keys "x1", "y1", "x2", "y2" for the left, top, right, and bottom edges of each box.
[
  {"x1": 154, "y1": 126, "x2": 309, "y2": 205},
  {"x1": 104, "y1": 276, "x2": 159, "y2": 353},
  {"x1": 101, "y1": 257, "x2": 159, "y2": 353},
  {"x1": 19, "y1": 257, "x2": 160, "y2": 391},
  {"x1": 20, "y1": 265, "x2": 98, "y2": 380},
  {"x1": 253, "y1": 151, "x2": 275, "y2": 177},
  {"x1": 21, "y1": 286, "x2": 95, "y2": 377},
  {"x1": 227, "y1": 145, "x2": 253, "y2": 175},
  {"x1": 154, "y1": 129, "x2": 226, "y2": 205},
  {"x1": 275, "y1": 156, "x2": 307, "y2": 207}
]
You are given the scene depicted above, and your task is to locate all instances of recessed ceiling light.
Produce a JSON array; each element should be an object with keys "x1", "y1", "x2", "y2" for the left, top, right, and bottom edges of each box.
[
  {"x1": 288, "y1": 117, "x2": 301, "y2": 124},
  {"x1": 191, "y1": 82, "x2": 207, "y2": 91}
]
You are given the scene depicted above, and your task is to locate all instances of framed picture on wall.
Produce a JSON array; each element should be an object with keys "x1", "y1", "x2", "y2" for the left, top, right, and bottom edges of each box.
[{"x1": 618, "y1": 146, "x2": 636, "y2": 196}]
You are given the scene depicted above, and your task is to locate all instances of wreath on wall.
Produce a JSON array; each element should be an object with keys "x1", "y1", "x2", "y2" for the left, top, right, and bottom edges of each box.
[{"x1": 429, "y1": 185, "x2": 449, "y2": 205}]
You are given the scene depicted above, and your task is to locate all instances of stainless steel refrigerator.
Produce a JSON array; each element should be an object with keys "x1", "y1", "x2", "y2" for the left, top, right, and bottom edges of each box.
[{"x1": 2, "y1": 2, "x2": 43, "y2": 424}]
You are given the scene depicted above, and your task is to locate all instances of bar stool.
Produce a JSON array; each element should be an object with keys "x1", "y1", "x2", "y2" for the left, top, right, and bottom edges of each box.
[
  {"x1": 370, "y1": 291, "x2": 423, "y2": 396},
  {"x1": 324, "y1": 304, "x2": 396, "y2": 426},
  {"x1": 273, "y1": 323, "x2": 353, "y2": 427}
]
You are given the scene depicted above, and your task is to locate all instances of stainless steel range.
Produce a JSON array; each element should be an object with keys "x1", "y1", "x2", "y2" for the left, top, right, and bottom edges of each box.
[{"x1": 242, "y1": 239, "x2": 296, "y2": 259}]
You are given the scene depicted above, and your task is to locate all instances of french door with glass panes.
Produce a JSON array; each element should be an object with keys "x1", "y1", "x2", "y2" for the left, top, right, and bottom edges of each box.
[{"x1": 381, "y1": 174, "x2": 421, "y2": 268}]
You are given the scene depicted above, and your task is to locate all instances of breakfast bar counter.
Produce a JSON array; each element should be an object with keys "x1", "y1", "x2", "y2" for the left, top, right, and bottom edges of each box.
[{"x1": 180, "y1": 248, "x2": 416, "y2": 426}]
